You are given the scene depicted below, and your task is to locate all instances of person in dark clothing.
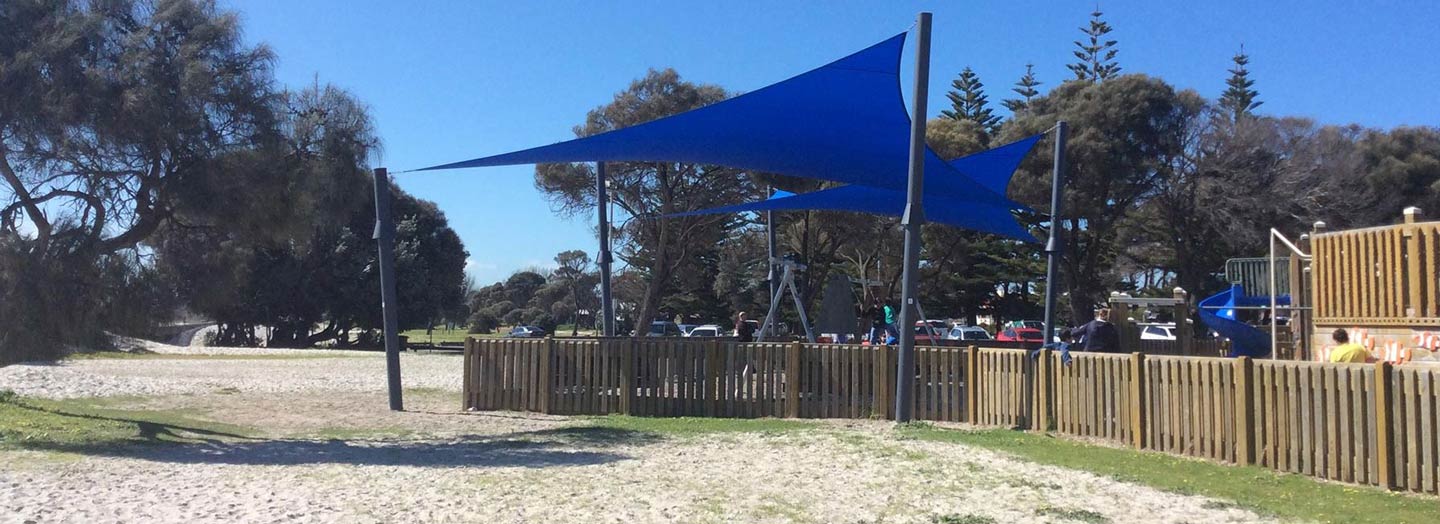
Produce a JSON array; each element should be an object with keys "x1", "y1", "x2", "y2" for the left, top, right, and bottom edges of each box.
[
  {"x1": 1064, "y1": 308, "x2": 1121, "y2": 352},
  {"x1": 735, "y1": 311, "x2": 756, "y2": 343},
  {"x1": 865, "y1": 298, "x2": 885, "y2": 344}
]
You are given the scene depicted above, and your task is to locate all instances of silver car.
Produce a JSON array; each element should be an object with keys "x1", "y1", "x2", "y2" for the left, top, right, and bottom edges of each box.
[{"x1": 945, "y1": 325, "x2": 993, "y2": 341}]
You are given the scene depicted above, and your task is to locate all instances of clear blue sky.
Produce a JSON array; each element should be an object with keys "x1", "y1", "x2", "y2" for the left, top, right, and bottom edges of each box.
[{"x1": 227, "y1": 0, "x2": 1439, "y2": 284}]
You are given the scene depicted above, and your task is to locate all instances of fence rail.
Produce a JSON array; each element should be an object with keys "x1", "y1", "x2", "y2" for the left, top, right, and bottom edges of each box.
[{"x1": 464, "y1": 337, "x2": 1440, "y2": 494}]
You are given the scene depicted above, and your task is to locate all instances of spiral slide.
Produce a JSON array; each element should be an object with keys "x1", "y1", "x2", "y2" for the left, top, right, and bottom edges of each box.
[{"x1": 1199, "y1": 284, "x2": 1287, "y2": 358}]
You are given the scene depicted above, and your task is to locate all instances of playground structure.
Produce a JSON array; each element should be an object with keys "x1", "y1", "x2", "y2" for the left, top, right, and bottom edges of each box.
[
  {"x1": 1308, "y1": 208, "x2": 1440, "y2": 363},
  {"x1": 1172, "y1": 208, "x2": 1440, "y2": 364}
]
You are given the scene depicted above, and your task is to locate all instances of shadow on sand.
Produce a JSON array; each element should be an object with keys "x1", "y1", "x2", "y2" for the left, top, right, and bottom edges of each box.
[{"x1": 7, "y1": 402, "x2": 657, "y2": 469}]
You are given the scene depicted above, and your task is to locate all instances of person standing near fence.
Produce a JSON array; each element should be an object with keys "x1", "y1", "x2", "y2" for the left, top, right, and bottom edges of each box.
[
  {"x1": 735, "y1": 311, "x2": 756, "y2": 343},
  {"x1": 883, "y1": 298, "x2": 899, "y2": 344},
  {"x1": 865, "y1": 298, "x2": 885, "y2": 344},
  {"x1": 1327, "y1": 328, "x2": 1369, "y2": 363},
  {"x1": 1065, "y1": 308, "x2": 1121, "y2": 352}
]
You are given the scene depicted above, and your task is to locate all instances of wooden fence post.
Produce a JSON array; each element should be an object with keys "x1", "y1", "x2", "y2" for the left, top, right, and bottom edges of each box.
[
  {"x1": 463, "y1": 337, "x2": 474, "y2": 410},
  {"x1": 539, "y1": 337, "x2": 554, "y2": 414},
  {"x1": 1130, "y1": 352, "x2": 1146, "y2": 450},
  {"x1": 1034, "y1": 348, "x2": 1051, "y2": 431},
  {"x1": 1174, "y1": 287, "x2": 1193, "y2": 357},
  {"x1": 1234, "y1": 356, "x2": 1254, "y2": 465},
  {"x1": 966, "y1": 346, "x2": 979, "y2": 424},
  {"x1": 786, "y1": 341, "x2": 802, "y2": 418},
  {"x1": 869, "y1": 345, "x2": 892, "y2": 420},
  {"x1": 707, "y1": 340, "x2": 722, "y2": 417},
  {"x1": 620, "y1": 338, "x2": 635, "y2": 416},
  {"x1": 1375, "y1": 360, "x2": 1395, "y2": 490}
]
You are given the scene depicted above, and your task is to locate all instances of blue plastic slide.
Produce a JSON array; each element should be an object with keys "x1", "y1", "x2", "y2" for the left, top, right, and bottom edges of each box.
[{"x1": 1198, "y1": 284, "x2": 1287, "y2": 358}]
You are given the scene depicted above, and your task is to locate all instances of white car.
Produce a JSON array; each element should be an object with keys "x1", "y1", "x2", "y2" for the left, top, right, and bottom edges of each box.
[
  {"x1": 685, "y1": 324, "x2": 723, "y2": 337},
  {"x1": 1139, "y1": 324, "x2": 1177, "y2": 341},
  {"x1": 945, "y1": 326, "x2": 993, "y2": 341}
]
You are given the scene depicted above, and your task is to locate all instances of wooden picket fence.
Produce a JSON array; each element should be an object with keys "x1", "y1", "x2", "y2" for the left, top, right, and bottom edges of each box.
[{"x1": 464, "y1": 337, "x2": 1440, "y2": 494}]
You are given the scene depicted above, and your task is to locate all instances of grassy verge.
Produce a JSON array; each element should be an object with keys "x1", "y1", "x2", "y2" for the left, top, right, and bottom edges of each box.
[
  {"x1": 400, "y1": 327, "x2": 481, "y2": 344},
  {"x1": 401, "y1": 325, "x2": 602, "y2": 344},
  {"x1": 0, "y1": 394, "x2": 257, "y2": 452},
  {"x1": 580, "y1": 415, "x2": 818, "y2": 438},
  {"x1": 898, "y1": 424, "x2": 1439, "y2": 524}
]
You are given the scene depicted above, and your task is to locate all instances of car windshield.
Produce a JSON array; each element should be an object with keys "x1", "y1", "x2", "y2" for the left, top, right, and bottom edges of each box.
[{"x1": 649, "y1": 324, "x2": 666, "y2": 334}]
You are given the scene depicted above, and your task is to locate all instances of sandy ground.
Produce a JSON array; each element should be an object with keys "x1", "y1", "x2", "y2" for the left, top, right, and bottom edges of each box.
[{"x1": 0, "y1": 342, "x2": 1277, "y2": 524}]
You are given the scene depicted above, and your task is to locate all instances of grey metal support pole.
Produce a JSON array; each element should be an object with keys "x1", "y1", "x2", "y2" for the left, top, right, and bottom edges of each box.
[
  {"x1": 767, "y1": 189, "x2": 778, "y2": 312},
  {"x1": 1042, "y1": 121, "x2": 1068, "y2": 344},
  {"x1": 597, "y1": 162, "x2": 615, "y2": 337},
  {"x1": 1028, "y1": 121, "x2": 1066, "y2": 431},
  {"x1": 894, "y1": 11, "x2": 931, "y2": 423},
  {"x1": 372, "y1": 167, "x2": 404, "y2": 411}
]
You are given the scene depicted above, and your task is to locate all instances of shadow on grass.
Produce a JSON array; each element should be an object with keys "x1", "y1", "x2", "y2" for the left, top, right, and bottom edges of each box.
[{"x1": 6, "y1": 402, "x2": 658, "y2": 469}]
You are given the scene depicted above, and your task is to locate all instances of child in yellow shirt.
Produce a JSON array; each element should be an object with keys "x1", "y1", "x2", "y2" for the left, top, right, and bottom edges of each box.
[{"x1": 1328, "y1": 328, "x2": 1370, "y2": 363}]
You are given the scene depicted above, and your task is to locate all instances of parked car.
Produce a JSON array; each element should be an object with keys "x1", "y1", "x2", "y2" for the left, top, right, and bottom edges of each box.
[
  {"x1": 646, "y1": 321, "x2": 683, "y2": 337},
  {"x1": 677, "y1": 323, "x2": 698, "y2": 336},
  {"x1": 504, "y1": 326, "x2": 546, "y2": 338},
  {"x1": 913, "y1": 321, "x2": 945, "y2": 344},
  {"x1": 1139, "y1": 324, "x2": 1177, "y2": 341},
  {"x1": 1001, "y1": 320, "x2": 1045, "y2": 332},
  {"x1": 996, "y1": 327, "x2": 1044, "y2": 343},
  {"x1": 945, "y1": 325, "x2": 993, "y2": 341},
  {"x1": 685, "y1": 324, "x2": 722, "y2": 337}
]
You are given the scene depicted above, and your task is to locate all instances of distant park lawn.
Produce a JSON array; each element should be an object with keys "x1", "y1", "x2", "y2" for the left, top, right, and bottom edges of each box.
[{"x1": 399, "y1": 324, "x2": 592, "y2": 345}]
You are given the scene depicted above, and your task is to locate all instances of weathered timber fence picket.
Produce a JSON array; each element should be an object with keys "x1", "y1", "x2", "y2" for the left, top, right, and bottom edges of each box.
[{"x1": 463, "y1": 337, "x2": 1440, "y2": 494}]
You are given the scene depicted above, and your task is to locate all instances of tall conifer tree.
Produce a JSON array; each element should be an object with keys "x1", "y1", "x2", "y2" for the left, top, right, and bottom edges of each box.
[
  {"x1": 1219, "y1": 45, "x2": 1262, "y2": 120},
  {"x1": 941, "y1": 67, "x2": 1001, "y2": 134},
  {"x1": 1003, "y1": 64, "x2": 1043, "y2": 113},
  {"x1": 1068, "y1": 9, "x2": 1121, "y2": 82}
]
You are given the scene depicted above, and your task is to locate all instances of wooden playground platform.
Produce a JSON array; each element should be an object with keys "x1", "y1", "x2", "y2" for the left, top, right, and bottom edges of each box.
[{"x1": 464, "y1": 337, "x2": 1439, "y2": 495}]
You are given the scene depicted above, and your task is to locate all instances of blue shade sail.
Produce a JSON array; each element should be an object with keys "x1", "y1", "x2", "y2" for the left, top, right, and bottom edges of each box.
[
  {"x1": 671, "y1": 184, "x2": 1034, "y2": 241},
  {"x1": 667, "y1": 135, "x2": 1047, "y2": 241},
  {"x1": 417, "y1": 33, "x2": 1019, "y2": 210},
  {"x1": 951, "y1": 134, "x2": 1044, "y2": 196}
]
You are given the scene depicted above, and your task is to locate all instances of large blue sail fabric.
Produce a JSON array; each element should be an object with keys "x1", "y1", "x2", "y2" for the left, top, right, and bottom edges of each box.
[
  {"x1": 671, "y1": 185, "x2": 1034, "y2": 241},
  {"x1": 418, "y1": 33, "x2": 1019, "y2": 210}
]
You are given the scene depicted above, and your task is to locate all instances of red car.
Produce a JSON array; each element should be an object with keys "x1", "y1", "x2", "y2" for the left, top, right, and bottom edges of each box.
[
  {"x1": 996, "y1": 327, "x2": 1044, "y2": 343},
  {"x1": 913, "y1": 321, "x2": 947, "y2": 344}
]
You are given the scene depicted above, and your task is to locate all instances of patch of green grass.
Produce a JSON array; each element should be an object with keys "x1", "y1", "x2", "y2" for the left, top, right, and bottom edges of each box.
[
  {"x1": 400, "y1": 327, "x2": 479, "y2": 344},
  {"x1": 755, "y1": 494, "x2": 815, "y2": 523},
  {"x1": 0, "y1": 395, "x2": 256, "y2": 452},
  {"x1": 899, "y1": 426, "x2": 1440, "y2": 524},
  {"x1": 930, "y1": 514, "x2": 996, "y2": 524},
  {"x1": 579, "y1": 415, "x2": 817, "y2": 438},
  {"x1": 1034, "y1": 507, "x2": 1109, "y2": 523},
  {"x1": 65, "y1": 351, "x2": 361, "y2": 361}
]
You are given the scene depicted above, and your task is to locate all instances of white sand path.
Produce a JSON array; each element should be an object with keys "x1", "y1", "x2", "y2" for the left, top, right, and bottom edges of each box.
[{"x1": 0, "y1": 344, "x2": 1277, "y2": 523}]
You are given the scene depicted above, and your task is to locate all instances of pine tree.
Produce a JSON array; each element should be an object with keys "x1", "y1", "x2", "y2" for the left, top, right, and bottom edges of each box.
[
  {"x1": 1068, "y1": 9, "x2": 1121, "y2": 82},
  {"x1": 940, "y1": 67, "x2": 1001, "y2": 134},
  {"x1": 1219, "y1": 45, "x2": 1262, "y2": 120},
  {"x1": 1002, "y1": 63, "x2": 1043, "y2": 113}
]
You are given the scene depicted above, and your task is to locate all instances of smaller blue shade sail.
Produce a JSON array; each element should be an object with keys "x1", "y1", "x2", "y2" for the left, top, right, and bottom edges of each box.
[
  {"x1": 417, "y1": 33, "x2": 1020, "y2": 210},
  {"x1": 668, "y1": 135, "x2": 1046, "y2": 241},
  {"x1": 951, "y1": 134, "x2": 1043, "y2": 196},
  {"x1": 671, "y1": 185, "x2": 1035, "y2": 241}
]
